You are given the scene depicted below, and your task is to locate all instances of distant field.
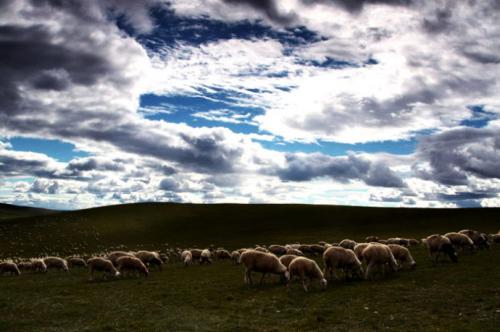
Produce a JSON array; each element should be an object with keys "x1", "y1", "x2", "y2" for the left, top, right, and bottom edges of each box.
[
  {"x1": 0, "y1": 203, "x2": 499, "y2": 331},
  {"x1": 0, "y1": 203, "x2": 56, "y2": 221}
]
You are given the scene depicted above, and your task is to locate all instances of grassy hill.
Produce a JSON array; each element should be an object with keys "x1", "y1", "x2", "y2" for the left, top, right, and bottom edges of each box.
[
  {"x1": 1, "y1": 202, "x2": 499, "y2": 258},
  {"x1": 0, "y1": 203, "x2": 499, "y2": 331},
  {"x1": 0, "y1": 203, "x2": 57, "y2": 221}
]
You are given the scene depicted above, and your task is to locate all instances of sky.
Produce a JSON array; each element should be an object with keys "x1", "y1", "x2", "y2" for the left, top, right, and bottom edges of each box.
[{"x1": 1, "y1": 0, "x2": 500, "y2": 210}]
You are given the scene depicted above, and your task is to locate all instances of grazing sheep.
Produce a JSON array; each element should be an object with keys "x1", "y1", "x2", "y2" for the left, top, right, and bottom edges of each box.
[
  {"x1": 491, "y1": 233, "x2": 500, "y2": 244},
  {"x1": 310, "y1": 244, "x2": 326, "y2": 255},
  {"x1": 116, "y1": 256, "x2": 149, "y2": 277},
  {"x1": 0, "y1": 262, "x2": 20, "y2": 276},
  {"x1": 254, "y1": 246, "x2": 269, "y2": 253},
  {"x1": 285, "y1": 244, "x2": 301, "y2": 250},
  {"x1": 135, "y1": 251, "x2": 163, "y2": 271},
  {"x1": 458, "y1": 230, "x2": 490, "y2": 250},
  {"x1": 181, "y1": 250, "x2": 192, "y2": 266},
  {"x1": 159, "y1": 253, "x2": 169, "y2": 264},
  {"x1": 378, "y1": 239, "x2": 388, "y2": 244},
  {"x1": 365, "y1": 236, "x2": 379, "y2": 243},
  {"x1": 362, "y1": 243, "x2": 398, "y2": 280},
  {"x1": 279, "y1": 254, "x2": 299, "y2": 269},
  {"x1": 388, "y1": 244, "x2": 416, "y2": 269},
  {"x1": 339, "y1": 239, "x2": 357, "y2": 250},
  {"x1": 230, "y1": 250, "x2": 241, "y2": 264},
  {"x1": 44, "y1": 257, "x2": 69, "y2": 272},
  {"x1": 239, "y1": 250, "x2": 289, "y2": 285},
  {"x1": 215, "y1": 249, "x2": 232, "y2": 260},
  {"x1": 190, "y1": 249, "x2": 203, "y2": 260},
  {"x1": 444, "y1": 232, "x2": 475, "y2": 253},
  {"x1": 31, "y1": 259, "x2": 47, "y2": 273},
  {"x1": 423, "y1": 234, "x2": 458, "y2": 263},
  {"x1": 353, "y1": 243, "x2": 370, "y2": 261},
  {"x1": 200, "y1": 249, "x2": 212, "y2": 265},
  {"x1": 387, "y1": 238, "x2": 410, "y2": 246},
  {"x1": 107, "y1": 251, "x2": 134, "y2": 266},
  {"x1": 268, "y1": 245, "x2": 287, "y2": 256},
  {"x1": 298, "y1": 244, "x2": 314, "y2": 255},
  {"x1": 286, "y1": 248, "x2": 304, "y2": 256},
  {"x1": 87, "y1": 257, "x2": 119, "y2": 281},
  {"x1": 408, "y1": 239, "x2": 420, "y2": 246},
  {"x1": 323, "y1": 246, "x2": 363, "y2": 281},
  {"x1": 67, "y1": 257, "x2": 87, "y2": 268},
  {"x1": 288, "y1": 257, "x2": 327, "y2": 292},
  {"x1": 17, "y1": 261, "x2": 33, "y2": 271}
]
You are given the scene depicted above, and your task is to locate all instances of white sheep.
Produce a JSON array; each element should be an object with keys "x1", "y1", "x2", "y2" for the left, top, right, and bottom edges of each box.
[
  {"x1": 67, "y1": 256, "x2": 87, "y2": 268},
  {"x1": 44, "y1": 257, "x2": 69, "y2": 272},
  {"x1": 239, "y1": 250, "x2": 289, "y2": 285},
  {"x1": 181, "y1": 250, "x2": 192, "y2": 266},
  {"x1": 288, "y1": 257, "x2": 327, "y2": 292},
  {"x1": 135, "y1": 251, "x2": 163, "y2": 271},
  {"x1": 31, "y1": 259, "x2": 47, "y2": 273},
  {"x1": 278, "y1": 254, "x2": 299, "y2": 269},
  {"x1": 116, "y1": 256, "x2": 149, "y2": 277},
  {"x1": 0, "y1": 261, "x2": 20, "y2": 276},
  {"x1": 323, "y1": 246, "x2": 363, "y2": 281},
  {"x1": 200, "y1": 249, "x2": 212, "y2": 265},
  {"x1": 268, "y1": 245, "x2": 287, "y2": 256},
  {"x1": 107, "y1": 251, "x2": 134, "y2": 266},
  {"x1": 353, "y1": 243, "x2": 369, "y2": 261},
  {"x1": 230, "y1": 250, "x2": 241, "y2": 264},
  {"x1": 87, "y1": 257, "x2": 120, "y2": 281},
  {"x1": 339, "y1": 239, "x2": 357, "y2": 250},
  {"x1": 444, "y1": 232, "x2": 475, "y2": 253},
  {"x1": 387, "y1": 244, "x2": 416, "y2": 270},
  {"x1": 423, "y1": 234, "x2": 458, "y2": 263},
  {"x1": 362, "y1": 243, "x2": 398, "y2": 280}
]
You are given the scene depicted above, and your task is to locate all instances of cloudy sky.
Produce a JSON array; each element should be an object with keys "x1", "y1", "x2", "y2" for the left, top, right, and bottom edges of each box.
[{"x1": 1, "y1": 0, "x2": 500, "y2": 209}]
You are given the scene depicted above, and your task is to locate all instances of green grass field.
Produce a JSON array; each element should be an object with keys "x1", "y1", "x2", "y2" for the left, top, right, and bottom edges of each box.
[{"x1": 0, "y1": 203, "x2": 499, "y2": 331}]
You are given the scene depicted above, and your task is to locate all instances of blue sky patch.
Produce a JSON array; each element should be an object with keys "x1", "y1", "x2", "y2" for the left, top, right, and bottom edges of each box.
[{"x1": 9, "y1": 137, "x2": 89, "y2": 162}]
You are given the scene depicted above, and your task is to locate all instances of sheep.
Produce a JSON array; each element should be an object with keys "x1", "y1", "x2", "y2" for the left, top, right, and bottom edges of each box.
[
  {"x1": 362, "y1": 243, "x2": 398, "y2": 280},
  {"x1": 230, "y1": 250, "x2": 240, "y2": 264},
  {"x1": 159, "y1": 253, "x2": 169, "y2": 264},
  {"x1": 458, "y1": 229, "x2": 490, "y2": 250},
  {"x1": 135, "y1": 251, "x2": 163, "y2": 271},
  {"x1": 268, "y1": 245, "x2": 287, "y2": 256},
  {"x1": 408, "y1": 239, "x2": 420, "y2": 246},
  {"x1": 365, "y1": 236, "x2": 379, "y2": 243},
  {"x1": 87, "y1": 257, "x2": 120, "y2": 281},
  {"x1": 444, "y1": 232, "x2": 475, "y2": 253},
  {"x1": 298, "y1": 244, "x2": 314, "y2": 255},
  {"x1": 190, "y1": 249, "x2": 203, "y2": 260},
  {"x1": 17, "y1": 261, "x2": 33, "y2": 271},
  {"x1": 387, "y1": 238, "x2": 410, "y2": 246},
  {"x1": 44, "y1": 257, "x2": 69, "y2": 272},
  {"x1": 285, "y1": 244, "x2": 301, "y2": 250},
  {"x1": 0, "y1": 262, "x2": 20, "y2": 276},
  {"x1": 353, "y1": 243, "x2": 370, "y2": 261},
  {"x1": 388, "y1": 244, "x2": 416, "y2": 270},
  {"x1": 116, "y1": 256, "x2": 149, "y2": 277},
  {"x1": 491, "y1": 233, "x2": 500, "y2": 244},
  {"x1": 310, "y1": 244, "x2": 326, "y2": 255},
  {"x1": 31, "y1": 259, "x2": 47, "y2": 273},
  {"x1": 215, "y1": 249, "x2": 231, "y2": 260},
  {"x1": 323, "y1": 246, "x2": 363, "y2": 281},
  {"x1": 239, "y1": 250, "x2": 289, "y2": 285},
  {"x1": 288, "y1": 257, "x2": 327, "y2": 292},
  {"x1": 254, "y1": 246, "x2": 269, "y2": 253},
  {"x1": 339, "y1": 239, "x2": 357, "y2": 250},
  {"x1": 286, "y1": 248, "x2": 304, "y2": 256},
  {"x1": 181, "y1": 250, "x2": 192, "y2": 266},
  {"x1": 107, "y1": 251, "x2": 134, "y2": 266},
  {"x1": 200, "y1": 249, "x2": 212, "y2": 265},
  {"x1": 67, "y1": 257, "x2": 87, "y2": 268},
  {"x1": 423, "y1": 234, "x2": 458, "y2": 263},
  {"x1": 278, "y1": 254, "x2": 299, "y2": 269}
]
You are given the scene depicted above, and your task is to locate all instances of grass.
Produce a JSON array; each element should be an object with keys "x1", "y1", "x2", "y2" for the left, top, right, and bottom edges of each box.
[{"x1": 0, "y1": 203, "x2": 499, "y2": 331}]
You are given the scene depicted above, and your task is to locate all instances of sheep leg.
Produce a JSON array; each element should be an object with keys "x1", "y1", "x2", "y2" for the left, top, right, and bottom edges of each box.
[
  {"x1": 365, "y1": 262, "x2": 374, "y2": 280},
  {"x1": 301, "y1": 277, "x2": 309, "y2": 292},
  {"x1": 259, "y1": 273, "x2": 267, "y2": 285}
]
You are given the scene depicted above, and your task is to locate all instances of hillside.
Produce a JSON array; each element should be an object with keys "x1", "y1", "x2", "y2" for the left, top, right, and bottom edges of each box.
[
  {"x1": 1, "y1": 202, "x2": 499, "y2": 258},
  {"x1": 0, "y1": 203, "x2": 57, "y2": 221}
]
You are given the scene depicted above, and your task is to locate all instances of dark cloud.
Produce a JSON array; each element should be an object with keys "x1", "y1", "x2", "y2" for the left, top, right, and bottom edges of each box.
[
  {"x1": 301, "y1": 0, "x2": 413, "y2": 13},
  {"x1": 159, "y1": 178, "x2": 179, "y2": 191},
  {"x1": 223, "y1": 0, "x2": 298, "y2": 25},
  {"x1": 30, "y1": 179, "x2": 59, "y2": 194},
  {"x1": 415, "y1": 126, "x2": 500, "y2": 185},
  {"x1": 276, "y1": 153, "x2": 405, "y2": 187},
  {"x1": 422, "y1": 7, "x2": 453, "y2": 33}
]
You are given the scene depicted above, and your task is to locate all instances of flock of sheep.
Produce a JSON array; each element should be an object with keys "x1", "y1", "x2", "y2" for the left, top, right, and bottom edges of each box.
[{"x1": 0, "y1": 229, "x2": 498, "y2": 292}]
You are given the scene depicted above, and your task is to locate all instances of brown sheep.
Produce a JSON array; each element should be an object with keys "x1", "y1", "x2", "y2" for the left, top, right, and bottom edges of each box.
[
  {"x1": 339, "y1": 239, "x2": 357, "y2": 250},
  {"x1": 323, "y1": 246, "x2": 363, "y2": 281},
  {"x1": 279, "y1": 254, "x2": 299, "y2": 269},
  {"x1": 310, "y1": 244, "x2": 326, "y2": 255},
  {"x1": 67, "y1": 257, "x2": 87, "y2": 268},
  {"x1": 286, "y1": 248, "x2": 304, "y2": 256},
  {"x1": 190, "y1": 249, "x2": 203, "y2": 260},
  {"x1": 87, "y1": 257, "x2": 119, "y2": 281},
  {"x1": 423, "y1": 234, "x2": 458, "y2": 263},
  {"x1": 298, "y1": 245, "x2": 314, "y2": 255},
  {"x1": 107, "y1": 251, "x2": 134, "y2": 266},
  {"x1": 31, "y1": 259, "x2": 47, "y2": 273},
  {"x1": 288, "y1": 257, "x2": 327, "y2": 292},
  {"x1": 135, "y1": 251, "x2": 163, "y2": 271},
  {"x1": 353, "y1": 243, "x2": 370, "y2": 261},
  {"x1": 268, "y1": 245, "x2": 287, "y2": 256},
  {"x1": 116, "y1": 256, "x2": 149, "y2": 277},
  {"x1": 0, "y1": 262, "x2": 20, "y2": 276},
  {"x1": 239, "y1": 250, "x2": 289, "y2": 285},
  {"x1": 17, "y1": 261, "x2": 33, "y2": 271},
  {"x1": 458, "y1": 229, "x2": 490, "y2": 250},
  {"x1": 388, "y1": 244, "x2": 416, "y2": 270},
  {"x1": 444, "y1": 232, "x2": 475, "y2": 253},
  {"x1": 362, "y1": 243, "x2": 398, "y2": 280},
  {"x1": 44, "y1": 257, "x2": 69, "y2": 272}
]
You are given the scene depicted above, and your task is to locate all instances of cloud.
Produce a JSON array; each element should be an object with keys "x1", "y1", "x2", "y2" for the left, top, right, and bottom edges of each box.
[{"x1": 222, "y1": 0, "x2": 298, "y2": 25}]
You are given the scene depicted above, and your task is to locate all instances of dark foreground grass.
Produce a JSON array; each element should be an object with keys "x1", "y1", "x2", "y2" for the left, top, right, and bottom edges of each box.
[
  {"x1": 1, "y1": 203, "x2": 499, "y2": 331},
  {"x1": 0, "y1": 246, "x2": 499, "y2": 332}
]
